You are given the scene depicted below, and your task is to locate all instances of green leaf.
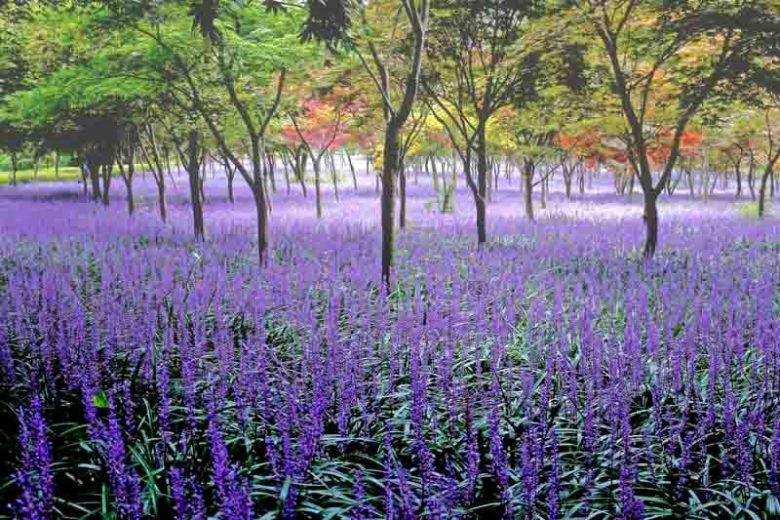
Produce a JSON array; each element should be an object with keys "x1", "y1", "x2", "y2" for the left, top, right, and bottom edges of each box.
[{"x1": 92, "y1": 390, "x2": 109, "y2": 409}]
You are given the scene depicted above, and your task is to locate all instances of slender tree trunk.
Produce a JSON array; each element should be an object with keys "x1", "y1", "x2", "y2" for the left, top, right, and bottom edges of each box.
[
  {"x1": 295, "y1": 149, "x2": 308, "y2": 197},
  {"x1": 399, "y1": 161, "x2": 407, "y2": 229},
  {"x1": 116, "y1": 152, "x2": 135, "y2": 216},
  {"x1": 329, "y1": 153, "x2": 340, "y2": 202},
  {"x1": 54, "y1": 151, "x2": 60, "y2": 180},
  {"x1": 187, "y1": 130, "x2": 205, "y2": 239},
  {"x1": 227, "y1": 167, "x2": 235, "y2": 204},
  {"x1": 252, "y1": 184, "x2": 268, "y2": 264},
  {"x1": 346, "y1": 151, "x2": 358, "y2": 191},
  {"x1": 734, "y1": 161, "x2": 742, "y2": 199},
  {"x1": 81, "y1": 164, "x2": 88, "y2": 195},
  {"x1": 313, "y1": 158, "x2": 322, "y2": 219},
  {"x1": 266, "y1": 152, "x2": 276, "y2": 193},
  {"x1": 33, "y1": 152, "x2": 40, "y2": 180},
  {"x1": 157, "y1": 176, "x2": 167, "y2": 223},
  {"x1": 381, "y1": 124, "x2": 402, "y2": 285},
  {"x1": 88, "y1": 160, "x2": 102, "y2": 202},
  {"x1": 101, "y1": 163, "x2": 112, "y2": 206},
  {"x1": 475, "y1": 127, "x2": 488, "y2": 245},
  {"x1": 430, "y1": 155, "x2": 440, "y2": 195},
  {"x1": 9, "y1": 151, "x2": 18, "y2": 186},
  {"x1": 643, "y1": 191, "x2": 659, "y2": 258},
  {"x1": 523, "y1": 160, "x2": 534, "y2": 221},
  {"x1": 282, "y1": 156, "x2": 291, "y2": 195},
  {"x1": 758, "y1": 158, "x2": 780, "y2": 218}
]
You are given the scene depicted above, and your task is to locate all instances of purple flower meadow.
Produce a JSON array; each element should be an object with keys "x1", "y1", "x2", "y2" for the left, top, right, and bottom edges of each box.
[{"x1": 1, "y1": 173, "x2": 779, "y2": 518}]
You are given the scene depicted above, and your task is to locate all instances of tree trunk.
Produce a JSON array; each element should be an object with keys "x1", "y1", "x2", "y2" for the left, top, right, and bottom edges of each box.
[
  {"x1": 475, "y1": 127, "x2": 488, "y2": 245},
  {"x1": 346, "y1": 151, "x2": 358, "y2": 191},
  {"x1": 81, "y1": 164, "x2": 88, "y2": 195},
  {"x1": 313, "y1": 158, "x2": 322, "y2": 219},
  {"x1": 734, "y1": 162, "x2": 742, "y2": 199},
  {"x1": 399, "y1": 161, "x2": 407, "y2": 229},
  {"x1": 295, "y1": 148, "x2": 308, "y2": 198},
  {"x1": 282, "y1": 156, "x2": 291, "y2": 195},
  {"x1": 117, "y1": 153, "x2": 135, "y2": 216},
  {"x1": 748, "y1": 159, "x2": 756, "y2": 200},
  {"x1": 758, "y1": 158, "x2": 779, "y2": 218},
  {"x1": 54, "y1": 151, "x2": 60, "y2": 180},
  {"x1": 88, "y1": 160, "x2": 102, "y2": 202},
  {"x1": 430, "y1": 155, "x2": 440, "y2": 195},
  {"x1": 157, "y1": 176, "x2": 167, "y2": 223},
  {"x1": 33, "y1": 153, "x2": 40, "y2": 180},
  {"x1": 187, "y1": 130, "x2": 205, "y2": 239},
  {"x1": 643, "y1": 191, "x2": 659, "y2": 258},
  {"x1": 266, "y1": 152, "x2": 276, "y2": 193},
  {"x1": 381, "y1": 124, "x2": 402, "y2": 285},
  {"x1": 523, "y1": 160, "x2": 534, "y2": 221},
  {"x1": 101, "y1": 164, "x2": 112, "y2": 206},
  {"x1": 252, "y1": 184, "x2": 268, "y2": 265},
  {"x1": 329, "y1": 153, "x2": 340, "y2": 202},
  {"x1": 9, "y1": 151, "x2": 18, "y2": 186}
]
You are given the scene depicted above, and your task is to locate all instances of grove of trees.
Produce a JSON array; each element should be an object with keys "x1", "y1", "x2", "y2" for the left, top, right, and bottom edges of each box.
[{"x1": 1, "y1": 0, "x2": 778, "y2": 281}]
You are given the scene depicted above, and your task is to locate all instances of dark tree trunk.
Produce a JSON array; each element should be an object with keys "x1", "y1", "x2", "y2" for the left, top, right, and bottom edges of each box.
[
  {"x1": 187, "y1": 130, "x2": 205, "y2": 239},
  {"x1": 643, "y1": 191, "x2": 659, "y2": 258},
  {"x1": 101, "y1": 164, "x2": 112, "y2": 206},
  {"x1": 475, "y1": 126, "x2": 488, "y2": 245},
  {"x1": 157, "y1": 176, "x2": 167, "y2": 223},
  {"x1": 252, "y1": 184, "x2": 268, "y2": 265},
  {"x1": 54, "y1": 151, "x2": 60, "y2": 180},
  {"x1": 125, "y1": 180, "x2": 134, "y2": 215},
  {"x1": 563, "y1": 164, "x2": 573, "y2": 199},
  {"x1": 523, "y1": 160, "x2": 534, "y2": 221},
  {"x1": 9, "y1": 151, "x2": 18, "y2": 186},
  {"x1": 81, "y1": 164, "x2": 88, "y2": 195},
  {"x1": 313, "y1": 158, "x2": 322, "y2": 219},
  {"x1": 346, "y1": 151, "x2": 358, "y2": 191},
  {"x1": 381, "y1": 124, "x2": 402, "y2": 285},
  {"x1": 117, "y1": 151, "x2": 135, "y2": 217},
  {"x1": 266, "y1": 152, "x2": 276, "y2": 193},
  {"x1": 295, "y1": 148, "x2": 308, "y2": 198},
  {"x1": 88, "y1": 160, "x2": 102, "y2": 202},
  {"x1": 399, "y1": 162, "x2": 407, "y2": 229},
  {"x1": 227, "y1": 166, "x2": 235, "y2": 203},
  {"x1": 758, "y1": 158, "x2": 780, "y2": 218},
  {"x1": 282, "y1": 156, "x2": 291, "y2": 195},
  {"x1": 329, "y1": 153, "x2": 340, "y2": 202}
]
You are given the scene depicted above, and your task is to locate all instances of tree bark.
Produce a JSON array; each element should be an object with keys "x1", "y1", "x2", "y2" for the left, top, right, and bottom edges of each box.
[
  {"x1": 346, "y1": 151, "x2": 358, "y2": 191},
  {"x1": 381, "y1": 124, "x2": 402, "y2": 285},
  {"x1": 9, "y1": 151, "x2": 18, "y2": 186},
  {"x1": 252, "y1": 184, "x2": 268, "y2": 265},
  {"x1": 475, "y1": 125, "x2": 488, "y2": 245},
  {"x1": 186, "y1": 130, "x2": 205, "y2": 239},
  {"x1": 399, "y1": 161, "x2": 407, "y2": 229},
  {"x1": 643, "y1": 191, "x2": 659, "y2": 258},
  {"x1": 330, "y1": 153, "x2": 340, "y2": 202},
  {"x1": 101, "y1": 164, "x2": 112, "y2": 206},
  {"x1": 758, "y1": 158, "x2": 780, "y2": 218},
  {"x1": 313, "y1": 158, "x2": 322, "y2": 219},
  {"x1": 523, "y1": 159, "x2": 534, "y2": 221}
]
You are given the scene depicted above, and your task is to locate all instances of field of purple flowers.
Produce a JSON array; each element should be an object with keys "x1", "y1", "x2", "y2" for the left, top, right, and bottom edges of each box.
[{"x1": 1, "y1": 173, "x2": 780, "y2": 519}]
